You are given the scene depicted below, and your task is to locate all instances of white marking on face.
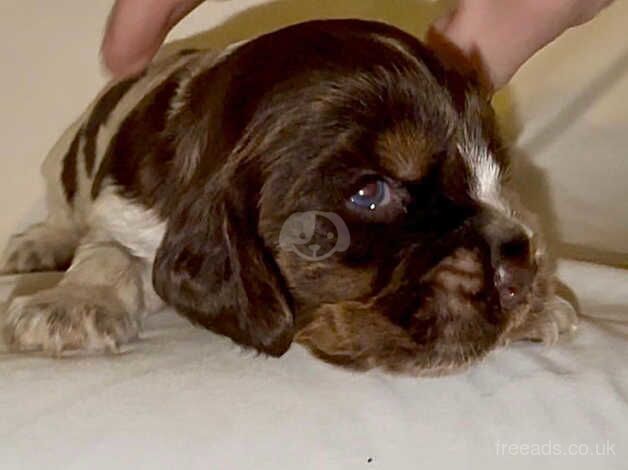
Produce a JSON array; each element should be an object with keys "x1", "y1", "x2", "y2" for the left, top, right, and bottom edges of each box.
[
  {"x1": 459, "y1": 141, "x2": 508, "y2": 212},
  {"x1": 458, "y1": 126, "x2": 535, "y2": 239},
  {"x1": 456, "y1": 115, "x2": 513, "y2": 217}
]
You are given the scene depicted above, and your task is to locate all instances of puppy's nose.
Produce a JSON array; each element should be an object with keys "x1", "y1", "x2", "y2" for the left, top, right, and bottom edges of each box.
[
  {"x1": 494, "y1": 262, "x2": 535, "y2": 310},
  {"x1": 492, "y1": 234, "x2": 536, "y2": 310}
]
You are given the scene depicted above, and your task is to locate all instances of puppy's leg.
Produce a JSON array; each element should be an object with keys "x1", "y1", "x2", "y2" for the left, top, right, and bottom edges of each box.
[
  {"x1": 506, "y1": 295, "x2": 578, "y2": 345},
  {"x1": 0, "y1": 153, "x2": 81, "y2": 274},
  {"x1": 1, "y1": 116, "x2": 86, "y2": 274},
  {"x1": 3, "y1": 232, "x2": 162, "y2": 354},
  {"x1": 0, "y1": 221, "x2": 79, "y2": 274}
]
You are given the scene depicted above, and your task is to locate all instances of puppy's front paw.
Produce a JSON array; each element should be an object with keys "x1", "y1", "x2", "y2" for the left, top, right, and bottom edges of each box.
[
  {"x1": 508, "y1": 296, "x2": 578, "y2": 346},
  {"x1": 0, "y1": 226, "x2": 75, "y2": 274},
  {"x1": 3, "y1": 286, "x2": 139, "y2": 355}
]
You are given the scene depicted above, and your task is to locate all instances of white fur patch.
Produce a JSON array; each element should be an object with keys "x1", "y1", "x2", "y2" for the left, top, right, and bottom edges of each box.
[
  {"x1": 456, "y1": 113, "x2": 514, "y2": 219},
  {"x1": 89, "y1": 187, "x2": 166, "y2": 260},
  {"x1": 458, "y1": 126, "x2": 535, "y2": 239},
  {"x1": 458, "y1": 141, "x2": 507, "y2": 211}
]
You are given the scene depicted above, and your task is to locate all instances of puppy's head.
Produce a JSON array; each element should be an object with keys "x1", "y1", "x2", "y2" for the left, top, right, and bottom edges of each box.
[{"x1": 154, "y1": 20, "x2": 548, "y2": 373}]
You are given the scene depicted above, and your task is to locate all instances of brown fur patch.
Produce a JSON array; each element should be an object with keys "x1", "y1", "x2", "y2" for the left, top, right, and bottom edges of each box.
[
  {"x1": 83, "y1": 76, "x2": 140, "y2": 176},
  {"x1": 61, "y1": 130, "x2": 81, "y2": 203},
  {"x1": 376, "y1": 121, "x2": 441, "y2": 181},
  {"x1": 276, "y1": 250, "x2": 377, "y2": 316}
]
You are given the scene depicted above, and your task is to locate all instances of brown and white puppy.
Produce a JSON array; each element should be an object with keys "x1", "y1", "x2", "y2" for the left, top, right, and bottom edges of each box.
[{"x1": 0, "y1": 20, "x2": 576, "y2": 374}]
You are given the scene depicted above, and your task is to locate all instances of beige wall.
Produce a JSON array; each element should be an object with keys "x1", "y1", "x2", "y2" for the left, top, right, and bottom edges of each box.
[{"x1": 0, "y1": 1, "x2": 626, "y2": 265}]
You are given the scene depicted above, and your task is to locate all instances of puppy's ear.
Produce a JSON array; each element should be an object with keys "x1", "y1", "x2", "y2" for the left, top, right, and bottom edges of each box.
[
  {"x1": 296, "y1": 302, "x2": 420, "y2": 372},
  {"x1": 153, "y1": 174, "x2": 294, "y2": 356}
]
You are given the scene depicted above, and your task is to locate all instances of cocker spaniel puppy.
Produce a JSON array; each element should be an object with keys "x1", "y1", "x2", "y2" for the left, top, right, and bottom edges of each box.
[{"x1": 0, "y1": 20, "x2": 577, "y2": 374}]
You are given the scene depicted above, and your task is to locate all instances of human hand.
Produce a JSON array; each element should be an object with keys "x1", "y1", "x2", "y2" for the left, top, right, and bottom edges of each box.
[
  {"x1": 429, "y1": 0, "x2": 615, "y2": 90},
  {"x1": 101, "y1": 0, "x2": 614, "y2": 89},
  {"x1": 101, "y1": 0, "x2": 205, "y2": 77}
]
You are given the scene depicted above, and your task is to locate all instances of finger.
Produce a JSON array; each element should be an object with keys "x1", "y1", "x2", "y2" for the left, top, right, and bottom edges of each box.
[{"x1": 101, "y1": 0, "x2": 204, "y2": 77}]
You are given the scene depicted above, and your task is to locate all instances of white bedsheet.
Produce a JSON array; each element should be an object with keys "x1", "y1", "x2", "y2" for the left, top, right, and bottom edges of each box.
[
  {"x1": 1, "y1": 261, "x2": 626, "y2": 469},
  {"x1": 1, "y1": 1, "x2": 626, "y2": 469}
]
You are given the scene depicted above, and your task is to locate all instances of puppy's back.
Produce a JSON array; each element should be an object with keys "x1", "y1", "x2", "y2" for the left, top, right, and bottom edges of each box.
[{"x1": 43, "y1": 48, "x2": 221, "y2": 223}]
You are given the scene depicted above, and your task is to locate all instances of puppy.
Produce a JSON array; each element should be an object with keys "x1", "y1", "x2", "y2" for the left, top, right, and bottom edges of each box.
[{"x1": 0, "y1": 20, "x2": 577, "y2": 374}]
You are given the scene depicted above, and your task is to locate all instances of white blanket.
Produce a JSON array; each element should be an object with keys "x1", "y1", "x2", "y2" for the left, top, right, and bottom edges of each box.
[
  {"x1": 0, "y1": 1, "x2": 626, "y2": 469},
  {"x1": 1, "y1": 261, "x2": 626, "y2": 469}
]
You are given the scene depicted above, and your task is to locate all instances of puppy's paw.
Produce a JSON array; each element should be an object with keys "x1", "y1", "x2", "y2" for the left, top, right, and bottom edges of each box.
[
  {"x1": 3, "y1": 286, "x2": 139, "y2": 355},
  {"x1": 508, "y1": 296, "x2": 578, "y2": 346},
  {"x1": 0, "y1": 225, "x2": 76, "y2": 274}
]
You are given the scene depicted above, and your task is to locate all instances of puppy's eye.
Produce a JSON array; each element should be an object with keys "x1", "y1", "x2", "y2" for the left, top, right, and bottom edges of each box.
[
  {"x1": 345, "y1": 175, "x2": 408, "y2": 223},
  {"x1": 349, "y1": 180, "x2": 391, "y2": 210}
]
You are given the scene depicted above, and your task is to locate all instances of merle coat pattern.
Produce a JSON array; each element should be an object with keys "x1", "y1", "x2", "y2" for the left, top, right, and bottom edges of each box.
[{"x1": 0, "y1": 20, "x2": 576, "y2": 374}]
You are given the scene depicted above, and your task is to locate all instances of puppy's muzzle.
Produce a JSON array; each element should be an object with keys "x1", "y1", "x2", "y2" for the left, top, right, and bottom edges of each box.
[
  {"x1": 476, "y1": 213, "x2": 537, "y2": 311},
  {"x1": 492, "y1": 233, "x2": 536, "y2": 310}
]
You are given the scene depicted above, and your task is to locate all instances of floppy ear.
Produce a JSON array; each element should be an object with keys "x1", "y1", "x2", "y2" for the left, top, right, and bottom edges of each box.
[{"x1": 152, "y1": 173, "x2": 294, "y2": 356}]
